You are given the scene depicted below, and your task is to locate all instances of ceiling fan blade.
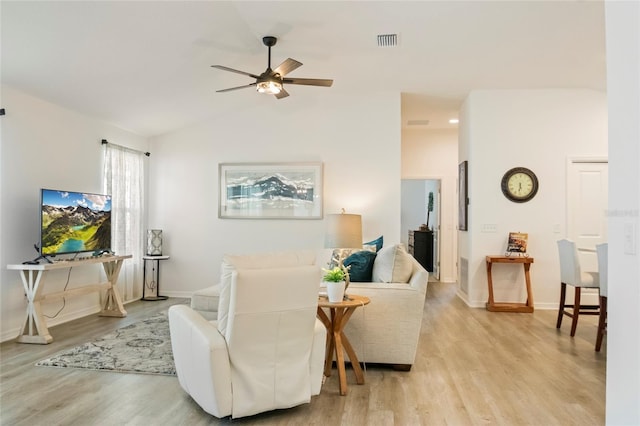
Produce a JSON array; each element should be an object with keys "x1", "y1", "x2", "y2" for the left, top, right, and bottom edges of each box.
[
  {"x1": 283, "y1": 77, "x2": 333, "y2": 87},
  {"x1": 275, "y1": 88, "x2": 290, "y2": 99},
  {"x1": 216, "y1": 83, "x2": 257, "y2": 93},
  {"x1": 273, "y1": 58, "x2": 303, "y2": 77},
  {"x1": 211, "y1": 65, "x2": 259, "y2": 79}
]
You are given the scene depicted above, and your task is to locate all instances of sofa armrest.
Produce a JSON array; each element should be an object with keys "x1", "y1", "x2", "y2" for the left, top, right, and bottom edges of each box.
[
  {"x1": 338, "y1": 257, "x2": 429, "y2": 366},
  {"x1": 408, "y1": 257, "x2": 429, "y2": 294}
]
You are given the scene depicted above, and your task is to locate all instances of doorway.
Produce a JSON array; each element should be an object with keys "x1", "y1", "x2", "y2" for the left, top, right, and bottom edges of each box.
[{"x1": 401, "y1": 179, "x2": 441, "y2": 280}]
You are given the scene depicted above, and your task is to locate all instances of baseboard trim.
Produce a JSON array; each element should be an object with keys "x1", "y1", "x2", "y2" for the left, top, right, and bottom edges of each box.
[{"x1": 159, "y1": 290, "x2": 193, "y2": 298}]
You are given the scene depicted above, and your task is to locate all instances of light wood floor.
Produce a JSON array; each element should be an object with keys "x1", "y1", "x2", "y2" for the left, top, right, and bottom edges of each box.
[{"x1": 0, "y1": 281, "x2": 606, "y2": 425}]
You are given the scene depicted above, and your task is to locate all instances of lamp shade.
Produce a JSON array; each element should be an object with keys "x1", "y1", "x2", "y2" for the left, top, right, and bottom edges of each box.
[
  {"x1": 146, "y1": 229, "x2": 163, "y2": 255},
  {"x1": 324, "y1": 213, "x2": 362, "y2": 249}
]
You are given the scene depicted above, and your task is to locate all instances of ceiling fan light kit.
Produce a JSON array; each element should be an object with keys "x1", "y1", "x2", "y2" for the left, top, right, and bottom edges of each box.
[
  {"x1": 256, "y1": 80, "x2": 282, "y2": 95},
  {"x1": 211, "y1": 36, "x2": 333, "y2": 99}
]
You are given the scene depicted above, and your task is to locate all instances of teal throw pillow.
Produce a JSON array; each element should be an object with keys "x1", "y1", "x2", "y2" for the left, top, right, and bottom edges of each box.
[
  {"x1": 343, "y1": 251, "x2": 377, "y2": 282},
  {"x1": 364, "y1": 236, "x2": 383, "y2": 252}
]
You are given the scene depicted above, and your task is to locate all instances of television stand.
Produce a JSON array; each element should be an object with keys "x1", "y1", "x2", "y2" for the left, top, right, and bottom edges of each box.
[{"x1": 7, "y1": 254, "x2": 132, "y2": 344}]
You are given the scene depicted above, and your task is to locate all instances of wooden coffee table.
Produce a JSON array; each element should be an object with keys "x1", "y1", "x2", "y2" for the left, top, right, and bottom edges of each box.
[{"x1": 317, "y1": 294, "x2": 370, "y2": 395}]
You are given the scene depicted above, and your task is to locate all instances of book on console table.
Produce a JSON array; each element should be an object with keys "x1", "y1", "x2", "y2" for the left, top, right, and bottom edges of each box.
[{"x1": 506, "y1": 232, "x2": 528, "y2": 256}]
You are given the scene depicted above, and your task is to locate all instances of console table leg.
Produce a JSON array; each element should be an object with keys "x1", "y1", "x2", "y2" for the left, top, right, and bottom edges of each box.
[
  {"x1": 17, "y1": 270, "x2": 52, "y2": 344},
  {"x1": 524, "y1": 263, "x2": 534, "y2": 309},
  {"x1": 99, "y1": 260, "x2": 127, "y2": 317},
  {"x1": 486, "y1": 262, "x2": 495, "y2": 309}
]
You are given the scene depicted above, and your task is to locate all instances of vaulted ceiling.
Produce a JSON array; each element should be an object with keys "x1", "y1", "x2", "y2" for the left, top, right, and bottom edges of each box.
[{"x1": 1, "y1": 1, "x2": 606, "y2": 137}]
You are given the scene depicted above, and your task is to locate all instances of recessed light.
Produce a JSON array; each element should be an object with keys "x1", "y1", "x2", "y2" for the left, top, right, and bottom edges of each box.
[{"x1": 449, "y1": 119, "x2": 459, "y2": 124}]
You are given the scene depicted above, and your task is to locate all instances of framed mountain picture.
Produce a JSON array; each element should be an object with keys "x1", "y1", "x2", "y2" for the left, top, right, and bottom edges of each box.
[{"x1": 218, "y1": 162, "x2": 323, "y2": 219}]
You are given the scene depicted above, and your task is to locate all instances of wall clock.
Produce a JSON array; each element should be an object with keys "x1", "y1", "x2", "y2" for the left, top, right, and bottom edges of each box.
[{"x1": 501, "y1": 167, "x2": 539, "y2": 203}]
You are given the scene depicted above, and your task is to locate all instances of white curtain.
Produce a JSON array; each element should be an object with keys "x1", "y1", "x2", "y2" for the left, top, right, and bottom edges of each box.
[{"x1": 103, "y1": 144, "x2": 145, "y2": 302}]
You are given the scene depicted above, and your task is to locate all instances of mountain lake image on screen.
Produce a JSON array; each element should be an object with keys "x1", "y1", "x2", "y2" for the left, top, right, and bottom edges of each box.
[{"x1": 40, "y1": 189, "x2": 112, "y2": 255}]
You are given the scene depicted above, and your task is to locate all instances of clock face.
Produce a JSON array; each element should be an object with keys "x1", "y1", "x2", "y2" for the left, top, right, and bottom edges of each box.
[{"x1": 501, "y1": 167, "x2": 539, "y2": 202}]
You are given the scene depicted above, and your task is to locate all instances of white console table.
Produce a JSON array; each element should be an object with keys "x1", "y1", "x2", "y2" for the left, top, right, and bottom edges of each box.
[{"x1": 7, "y1": 254, "x2": 131, "y2": 344}]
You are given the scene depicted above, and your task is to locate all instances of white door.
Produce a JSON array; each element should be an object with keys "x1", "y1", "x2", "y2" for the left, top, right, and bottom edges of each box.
[{"x1": 567, "y1": 159, "x2": 608, "y2": 272}]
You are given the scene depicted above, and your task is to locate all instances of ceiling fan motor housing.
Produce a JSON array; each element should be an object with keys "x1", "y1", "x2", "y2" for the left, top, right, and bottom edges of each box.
[{"x1": 263, "y1": 36, "x2": 277, "y2": 47}]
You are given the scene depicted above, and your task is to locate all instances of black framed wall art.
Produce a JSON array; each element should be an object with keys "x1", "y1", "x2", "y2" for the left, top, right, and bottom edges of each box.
[{"x1": 458, "y1": 161, "x2": 468, "y2": 231}]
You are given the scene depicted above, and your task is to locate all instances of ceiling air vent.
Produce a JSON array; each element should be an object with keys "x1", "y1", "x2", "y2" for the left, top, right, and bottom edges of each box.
[
  {"x1": 377, "y1": 34, "x2": 398, "y2": 47},
  {"x1": 407, "y1": 119, "x2": 430, "y2": 126}
]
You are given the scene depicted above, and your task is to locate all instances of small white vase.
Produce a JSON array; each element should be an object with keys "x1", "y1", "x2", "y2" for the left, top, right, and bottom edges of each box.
[{"x1": 326, "y1": 281, "x2": 346, "y2": 303}]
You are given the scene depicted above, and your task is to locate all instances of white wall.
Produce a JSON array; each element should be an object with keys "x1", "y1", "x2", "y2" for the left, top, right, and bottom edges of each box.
[
  {"x1": 458, "y1": 89, "x2": 607, "y2": 308},
  {"x1": 402, "y1": 128, "x2": 458, "y2": 282},
  {"x1": 605, "y1": 1, "x2": 640, "y2": 423},
  {"x1": 401, "y1": 179, "x2": 428, "y2": 244},
  {"x1": 148, "y1": 91, "x2": 401, "y2": 295},
  {"x1": 0, "y1": 86, "x2": 148, "y2": 341}
]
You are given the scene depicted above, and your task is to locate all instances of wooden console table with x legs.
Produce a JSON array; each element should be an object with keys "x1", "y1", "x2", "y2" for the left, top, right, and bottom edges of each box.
[
  {"x1": 7, "y1": 255, "x2": 131, "y2": 344},
  {"x1": 317, "y1": 294, "x2": 370, "y2": 396}
]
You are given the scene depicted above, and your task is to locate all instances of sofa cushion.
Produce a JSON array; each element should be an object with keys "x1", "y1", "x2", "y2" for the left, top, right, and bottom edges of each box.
[
  {"x1": 343, "y1": 250, "x2": 377, "y2": 282},
  {"x1": 363, "y1": 235, "x2": 384, "y2": 252},
  {"x1": 328, "y1": 246, "x2": 375, "y2": 269},
  {"x1": 371, "y1": 244, "x2": 413, "y2": 283},
  {"x1": 191, "y1": 284, "x2": 222, "y2": 320}
]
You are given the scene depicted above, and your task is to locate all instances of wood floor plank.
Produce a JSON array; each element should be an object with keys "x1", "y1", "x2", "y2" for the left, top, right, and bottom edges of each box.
[{"x1": 0, "y1": 283, "x2": 605, "y2": 425}]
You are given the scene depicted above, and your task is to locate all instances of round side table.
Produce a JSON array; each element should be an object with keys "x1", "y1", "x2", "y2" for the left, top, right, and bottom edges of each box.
[
  {"x1": 142, "y1": 255, "x2": 169, "y2": 301},
  {"x1": 317, "y1": 294, "x2": 370, "y2": 395}
]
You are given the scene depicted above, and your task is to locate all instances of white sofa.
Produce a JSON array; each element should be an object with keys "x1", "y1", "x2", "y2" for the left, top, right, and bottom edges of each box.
[
  {"x1": 191, "y1": 244, "x2": 429, "y2": 369},
  {"x1": 318, "y1": 244, "x2": 429, "y2": 369}
]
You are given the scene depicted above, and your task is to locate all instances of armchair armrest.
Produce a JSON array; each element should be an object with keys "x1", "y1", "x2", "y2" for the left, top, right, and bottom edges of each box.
[
  {"x1": 168, "y1": 305, "x2": 232, "y2": 418},
  {"x1": 310, "y1": 318, "x2": 327, "y2": 395}
]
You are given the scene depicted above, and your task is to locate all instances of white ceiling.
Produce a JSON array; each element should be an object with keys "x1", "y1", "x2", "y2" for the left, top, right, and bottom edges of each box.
[{"x1": 1, "y1": 1, "x2": 606, "y2": 137}]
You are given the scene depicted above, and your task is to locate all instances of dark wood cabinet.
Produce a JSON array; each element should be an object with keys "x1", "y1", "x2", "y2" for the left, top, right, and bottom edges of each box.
[{"x1": 408, "y1": 230, "x2": 434, "y2": 272}]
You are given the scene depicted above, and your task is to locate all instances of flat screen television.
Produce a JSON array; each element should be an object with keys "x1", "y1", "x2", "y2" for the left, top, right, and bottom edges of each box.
[{"x1": 40, "y1": 189, "x2": 112, "y2": 256}]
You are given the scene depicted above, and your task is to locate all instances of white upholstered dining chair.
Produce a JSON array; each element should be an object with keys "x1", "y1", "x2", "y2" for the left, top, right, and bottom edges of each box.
[
  {"x1": 556, "y1": 239, "x2": 601, "y2": 336},
  {"x1": 595, "y1": 243, "x2": 608, "y2": 352}
]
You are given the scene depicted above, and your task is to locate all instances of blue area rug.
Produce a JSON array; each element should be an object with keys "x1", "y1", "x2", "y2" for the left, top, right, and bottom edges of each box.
[{"x1": 36, "y1": 312, "x2": 175, "y2": 376}]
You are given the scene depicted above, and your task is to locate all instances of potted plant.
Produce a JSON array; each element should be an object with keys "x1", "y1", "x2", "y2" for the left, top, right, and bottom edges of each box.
[
  {"x1": 426, "y1": 191, "x2": 434, "y2": 231},
  {"x1": 322, "y1": 266, "x2": 348, "y2": 302}
]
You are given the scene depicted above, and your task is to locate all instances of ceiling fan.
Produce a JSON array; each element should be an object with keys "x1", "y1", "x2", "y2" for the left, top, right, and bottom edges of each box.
[{"x1": 211, "y1": 36, "x2": 333, "y2": 99}]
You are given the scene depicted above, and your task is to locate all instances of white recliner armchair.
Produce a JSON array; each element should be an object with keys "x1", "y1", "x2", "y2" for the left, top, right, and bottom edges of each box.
[{"x1": 168, "y1": 250, "x2": 326, "y2": 419}]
